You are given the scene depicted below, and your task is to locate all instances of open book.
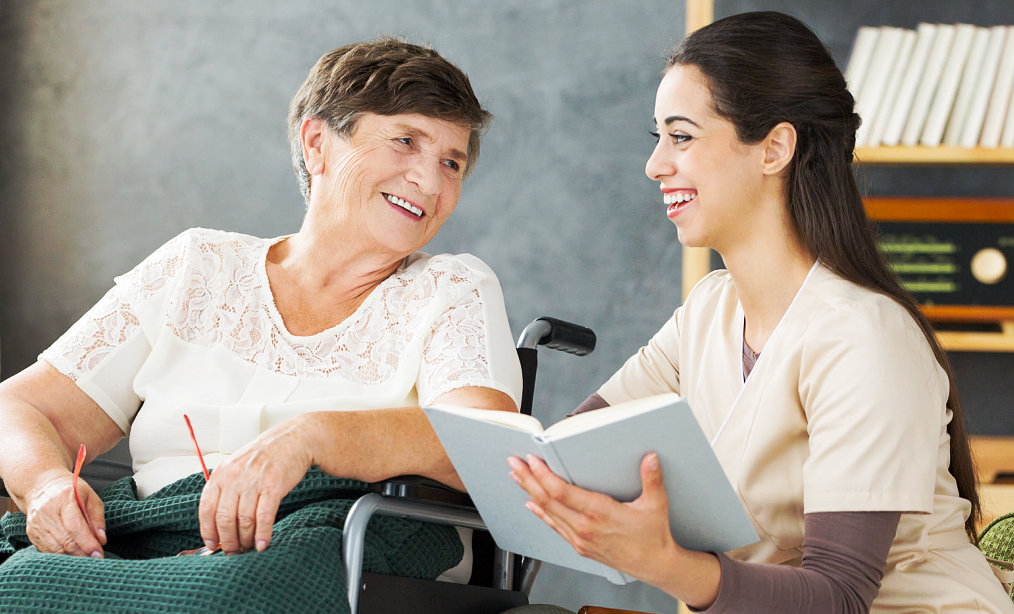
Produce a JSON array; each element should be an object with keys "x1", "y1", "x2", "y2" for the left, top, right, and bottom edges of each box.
[{"x1": 423, "y1": 393, "x2": 758, "y2": 584}]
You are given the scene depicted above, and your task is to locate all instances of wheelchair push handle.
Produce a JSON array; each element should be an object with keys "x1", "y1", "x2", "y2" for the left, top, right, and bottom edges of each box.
[{"x1": 516, "y1": 317, "x2": 596, "y2": 356}]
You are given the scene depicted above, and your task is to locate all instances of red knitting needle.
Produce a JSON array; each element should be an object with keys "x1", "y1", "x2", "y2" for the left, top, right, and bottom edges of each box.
[
  {"x1": 71, "y1": 442, "x2": 100, "y2": 542},
  {"x1": 177, "y1": 414, "x2": 219, "y2": 556}
]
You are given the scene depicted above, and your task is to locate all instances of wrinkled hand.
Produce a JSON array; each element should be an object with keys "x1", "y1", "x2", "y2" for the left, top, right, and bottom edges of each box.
[
  {"x1": 25, "y1": 469, "x2": 106, "y2": 558},
  {"x1": 507, "y1": 452, "x2": 677, "y2": 582},
  {"x1": 198, "y1": 419, "x2": 313, "y2": 555}
]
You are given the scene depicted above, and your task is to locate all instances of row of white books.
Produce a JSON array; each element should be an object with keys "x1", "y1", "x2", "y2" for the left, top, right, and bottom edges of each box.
[{"x1": 845, "y1": 23, "x2": 1014, "y2": 148}]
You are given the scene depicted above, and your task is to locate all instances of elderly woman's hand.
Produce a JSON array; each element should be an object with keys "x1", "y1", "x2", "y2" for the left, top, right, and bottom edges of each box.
[
  {"x1": 198, "y1": 417, "x2": 314, "y2": 555},
  {"x1": 24, "y1": 468, "x2": 106, "y2": 558}
]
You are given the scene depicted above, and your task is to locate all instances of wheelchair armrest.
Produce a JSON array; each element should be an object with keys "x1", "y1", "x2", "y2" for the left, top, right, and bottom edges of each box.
[{"x1": 373, "y1": 475, "x2": 474, "y2": 508}]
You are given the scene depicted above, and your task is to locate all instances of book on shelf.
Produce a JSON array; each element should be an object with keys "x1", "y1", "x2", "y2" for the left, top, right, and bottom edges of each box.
[
  {"x1": 855, "y1": 27, "x2": 905, "y2": 147},
  {"x1": 423, "y1": 393, "x2": 759, "y2": 584},
  {"x1": 1001, "y1": 85, "x2": 1014, "y2": 147},
  {"x1": 902, "y1": 23, "x2": 955, "y2": 147},
  {"x1": 844, "y1": 26, "x2": 880, "y2": 103},
  {"x1": 921, "y1": 23, "x2": 976, "y2": 147},
  {"x1": 959, "y1": 25, "x2": 1008, "y2": 148},
  {"x1": 881, "y1": 23, "x2": 938, "y2": 147},
  {"x1": 943, "y1": 27, "x2": 991, "y2": 146},
  {"x1": 979, "y1": 26, "x2": 1014, "y2": 147},
  {"x1": 865, "y1": 29, "x2": 917, "y2": 148}
]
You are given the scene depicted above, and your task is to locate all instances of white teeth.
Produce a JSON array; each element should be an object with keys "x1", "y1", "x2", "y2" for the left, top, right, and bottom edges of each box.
[
  {"x1": 385, "y1": 194, "x2": 423, "y2": 217},
  {"x1": 663, "y1": 192, "x2": 696, "y2": 205}
]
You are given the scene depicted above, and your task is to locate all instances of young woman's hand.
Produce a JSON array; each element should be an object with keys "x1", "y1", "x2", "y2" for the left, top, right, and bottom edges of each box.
[
  {"x1": 507, "y1": 452, "x2": 677, "y2": 581},
  {"x1": 507, "y1": 452, "x2": 721, "y2": 607}
]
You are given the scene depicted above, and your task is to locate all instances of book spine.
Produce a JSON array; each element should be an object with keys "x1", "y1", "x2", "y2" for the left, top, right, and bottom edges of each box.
[
  {"x1": 532, "y1": 434, "x2": 573, "y2": 483},
  {"x1": 902, "y1": 23, "x2": 956, "y2": 146},
  {"x1": 943, "y1": 27, "x2": 991, "y2": 146},
  {"x1": 981, "y1": 26, "x2": 1014, "y2": 147},
  {"x1": 882, "y1": 23, "x2": 938, "y2": 146},
  {"x1": 866, "y1": 29, "x2": 917, "y2": 148},
  {"x1": 844, "y1": 26, "x2": 881, "y2": 102},
  {"x1": 921, "y1": 23, "x2": 977, "y2": 147},
  {"x1": 960, "y1": 25, "x2": 1008, "y2": 147},
  {"x1": 855, "y1": 27, "x2": 904, "y2": 147}
]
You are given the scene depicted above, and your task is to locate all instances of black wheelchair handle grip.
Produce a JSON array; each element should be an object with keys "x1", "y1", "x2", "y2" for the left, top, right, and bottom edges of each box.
[{"x1": 536, "y1": 317, "x2": 596, "y2": 356}]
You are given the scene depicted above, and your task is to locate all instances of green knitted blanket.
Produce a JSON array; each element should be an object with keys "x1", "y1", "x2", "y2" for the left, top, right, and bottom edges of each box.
[
  {"x1": 979, "y1": 511, "x2": 1014, "y2": 601},
  {"x1": 0, "y1": 468, "x2": 462, "y2": 613}
]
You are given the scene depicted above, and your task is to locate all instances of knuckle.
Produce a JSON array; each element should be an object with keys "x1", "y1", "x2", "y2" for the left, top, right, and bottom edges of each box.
[{"x1": 236, "y1": 515, "x2": 255, "y2": 531}]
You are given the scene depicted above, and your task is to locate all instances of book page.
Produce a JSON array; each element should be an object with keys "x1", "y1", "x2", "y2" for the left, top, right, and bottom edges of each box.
[
  {"x1": 424, "y1": 403, "x2": 544, "y2": 433},
  {"x1": 540, "y1": 392, "x2": 682, "y2": 441}
]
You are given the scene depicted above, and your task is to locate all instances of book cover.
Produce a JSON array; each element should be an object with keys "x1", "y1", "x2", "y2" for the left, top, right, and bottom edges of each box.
[
  {"x1": 423, "y1": 393, "x2": 759, "y2": 584},
  {"x1": 983, "y1": 26, "x2": 1014, "y2": 147},
  {"x1": 902, "y1": 23, "x2": 956, "y2": 146},
  {"x1": 921, "y1": 23, "x2": 977, "y2": 147},
  {"x1": 882, "y1": 23, "x2": 938, "y2": 147},
  {"x1": 959, "y1": 25, "x2": 1008, "y2": 147},
  {"x1": 943, "y1": 27, "x2": 991, "y2": 146},
  {"x1": 865, "y1": 29, "x2": 917, "y2": 148},
  {"x1": 855, "y1": 27, "x2": 905, "y2": 147}
]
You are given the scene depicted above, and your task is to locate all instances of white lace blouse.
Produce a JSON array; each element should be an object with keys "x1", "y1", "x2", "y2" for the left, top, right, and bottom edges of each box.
[{"x1": 41, "y1": 228, "x2": 523, "y2": 498}]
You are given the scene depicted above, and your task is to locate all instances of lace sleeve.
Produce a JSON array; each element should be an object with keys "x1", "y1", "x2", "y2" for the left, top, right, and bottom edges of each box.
[
  {"x1": 39, "y1": 231, "x2": 189, "y2": 430},
  {"x1": 416, "y1": 256, "x2": 522, "y2": 407}
]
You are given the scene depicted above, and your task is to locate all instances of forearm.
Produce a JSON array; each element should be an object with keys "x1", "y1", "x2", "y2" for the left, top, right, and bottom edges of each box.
[
  {"x1": 0, "y1": 395, "x2": 76, "y2": 508},
  {"x1": 297, "y1": 407, "x2": 462, "y2": 488}
]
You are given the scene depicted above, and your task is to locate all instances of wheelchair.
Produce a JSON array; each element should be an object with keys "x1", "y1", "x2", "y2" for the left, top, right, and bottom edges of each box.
[{"x1": 0, "y1": 317, "x2": 597, "y2": 614}]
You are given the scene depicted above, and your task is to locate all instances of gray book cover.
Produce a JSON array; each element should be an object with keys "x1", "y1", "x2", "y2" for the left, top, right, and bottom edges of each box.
[{"x1": 424, "y1": 393, "x2": 759, "y2": 584}]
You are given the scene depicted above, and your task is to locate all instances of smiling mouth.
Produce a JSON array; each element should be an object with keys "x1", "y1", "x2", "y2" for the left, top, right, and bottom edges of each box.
[
  {"x1": 664, "y1": 191, "x2": 697, "y2": 217},
  {"x1": 383, "y1": 193, "x2": 424, "y2": 218}
]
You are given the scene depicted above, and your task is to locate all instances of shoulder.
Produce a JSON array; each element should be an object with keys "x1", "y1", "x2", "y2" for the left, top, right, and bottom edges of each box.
[
  {"x1": 399, "y1": 252, "x2": 501, "y2": 297},
  {"x1": 798, "y1": 267, "x2": 940, "y2": 384}
]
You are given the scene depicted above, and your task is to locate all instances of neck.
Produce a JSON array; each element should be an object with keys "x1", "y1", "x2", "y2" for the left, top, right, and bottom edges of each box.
[
  {"x1": 273, "y1": 211, "x2": 407, "y2": 298},
  {"x1": 720, "y1": 219, "x2": 815, "y2": 352}
]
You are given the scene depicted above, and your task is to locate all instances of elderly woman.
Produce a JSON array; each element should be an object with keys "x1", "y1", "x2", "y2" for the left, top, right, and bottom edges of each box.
[{"x1": 0, "y1": 39, "x2": 520, "y2": 610}]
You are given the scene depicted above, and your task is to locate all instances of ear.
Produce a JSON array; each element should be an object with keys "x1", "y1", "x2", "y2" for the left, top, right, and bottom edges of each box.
[
  {"x1": 761, "y1": 121, "x2": 796, "y2": 176},
  {"x1": 300, "y1": 117, "x2": 327, "y2": 176}
]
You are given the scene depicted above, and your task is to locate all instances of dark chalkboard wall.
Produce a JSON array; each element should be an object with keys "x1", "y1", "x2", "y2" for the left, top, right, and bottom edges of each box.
[{"x1": 2, "y1": 1, "x2": 1013, "y2": 610}]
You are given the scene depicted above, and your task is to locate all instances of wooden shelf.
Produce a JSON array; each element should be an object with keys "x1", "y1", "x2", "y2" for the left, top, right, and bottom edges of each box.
[
  {"x1": 937, "y1": 322, "x2": 1014, "y2": 352},
  {"x1": 854, "y1": 146, "x2": 1014, "y2": 164}
]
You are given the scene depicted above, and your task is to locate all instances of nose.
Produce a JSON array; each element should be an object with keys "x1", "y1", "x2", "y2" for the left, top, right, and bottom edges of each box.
[
  {"x1": 405, "y1": 154, "x2": 442, "y2": 196},
  {"x1": 644, "y1": 141, "x2": 674, "y2": 182}
]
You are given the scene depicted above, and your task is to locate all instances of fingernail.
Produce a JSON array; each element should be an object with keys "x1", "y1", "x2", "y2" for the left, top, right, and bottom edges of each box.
[
  {"x1": 89, "y1": 550, "x2": 103, "y2": 559},
  {"x1": 648, "y1": 453, "x2": 660, "y2": 470},
  {"x1": 97, "y1": 529, "x2": 107, "y2": 542},
  {"x1": 256, "y1": 540, "x2": 267, "y2": 552}
]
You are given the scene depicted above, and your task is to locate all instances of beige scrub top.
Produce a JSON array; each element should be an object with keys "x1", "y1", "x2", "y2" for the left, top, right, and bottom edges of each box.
[{"x1": 598, "y1": 265, "x2": 1014, "y2": 613}]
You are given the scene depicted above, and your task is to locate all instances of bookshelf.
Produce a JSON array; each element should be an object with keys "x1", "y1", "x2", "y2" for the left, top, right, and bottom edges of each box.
[{"x1": 681, "y1": 0, "x2": 1014, "y2": 352}]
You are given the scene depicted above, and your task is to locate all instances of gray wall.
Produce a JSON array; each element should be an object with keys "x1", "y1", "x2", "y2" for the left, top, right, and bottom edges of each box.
[
  {"x1": 3, "y1": 1, "x2": 1014, "y2": 611},
  {"x1": 0, "y1": 0, "x2": 683, "y2": 610}
]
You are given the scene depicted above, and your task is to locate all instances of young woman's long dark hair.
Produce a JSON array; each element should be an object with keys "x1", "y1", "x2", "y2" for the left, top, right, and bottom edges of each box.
[{"x1": 669, "y1": 11, "x2": 981, "y2": 538}]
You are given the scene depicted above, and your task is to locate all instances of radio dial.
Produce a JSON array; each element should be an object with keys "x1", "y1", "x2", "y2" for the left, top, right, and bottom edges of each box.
[{"x1": 970, "y1": 248, "x2": 1007, "y2": 285}]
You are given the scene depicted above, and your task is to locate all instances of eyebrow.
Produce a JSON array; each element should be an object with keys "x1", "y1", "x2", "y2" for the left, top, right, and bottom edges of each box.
[
  {"x1": 655, "y1": 115, "x2": 701, "y2": 129},
  {"x1": 394, "y1": 123, "x2": 468, "y2": 163}
]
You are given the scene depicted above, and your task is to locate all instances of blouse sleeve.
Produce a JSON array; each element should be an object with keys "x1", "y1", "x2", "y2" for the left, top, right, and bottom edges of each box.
[
  {"x1": 416, "y1": 255, "x2": 523, "y2": 407},
  {"x1": 596, "y1": 308, "x2": 682, "y2": 405},
  {"x1": 798, "y1": 300, "x2": 945, "y2": 513},
  {"x1": 39, "y1": 231, "x2": 190, "y2": 433}
]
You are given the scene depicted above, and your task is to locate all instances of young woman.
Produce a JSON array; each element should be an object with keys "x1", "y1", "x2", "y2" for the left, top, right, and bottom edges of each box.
[{"x1": 509, "y1": 12, "x2": 1014, "y2": 613}]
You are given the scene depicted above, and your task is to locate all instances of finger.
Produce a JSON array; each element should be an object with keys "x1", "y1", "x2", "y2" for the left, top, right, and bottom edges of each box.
[
  {"x1": 638, "y1": 453, "x2": 668, "y2": 507},
  {"x1": 213, "y1": 490, "x2": 241, "y2": 555},
  {"x1": 81, "y1": 486, "x2": 107, "y2": 546},
  {"x1": 235, "y1": 489, "x2": 259, "y2": 553},
  {"x1": 254, "y1": 492, "x2": 280, "y2": 552},
  {"x1": 198, "y1": 482, "x2": 222, "y2": 551},
  {"x1": 58, "y1": 498, "x2": 103, "y2": 557},
  {"x1": 507, "y1": 456, "x2": 552, "y2": 501}
]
